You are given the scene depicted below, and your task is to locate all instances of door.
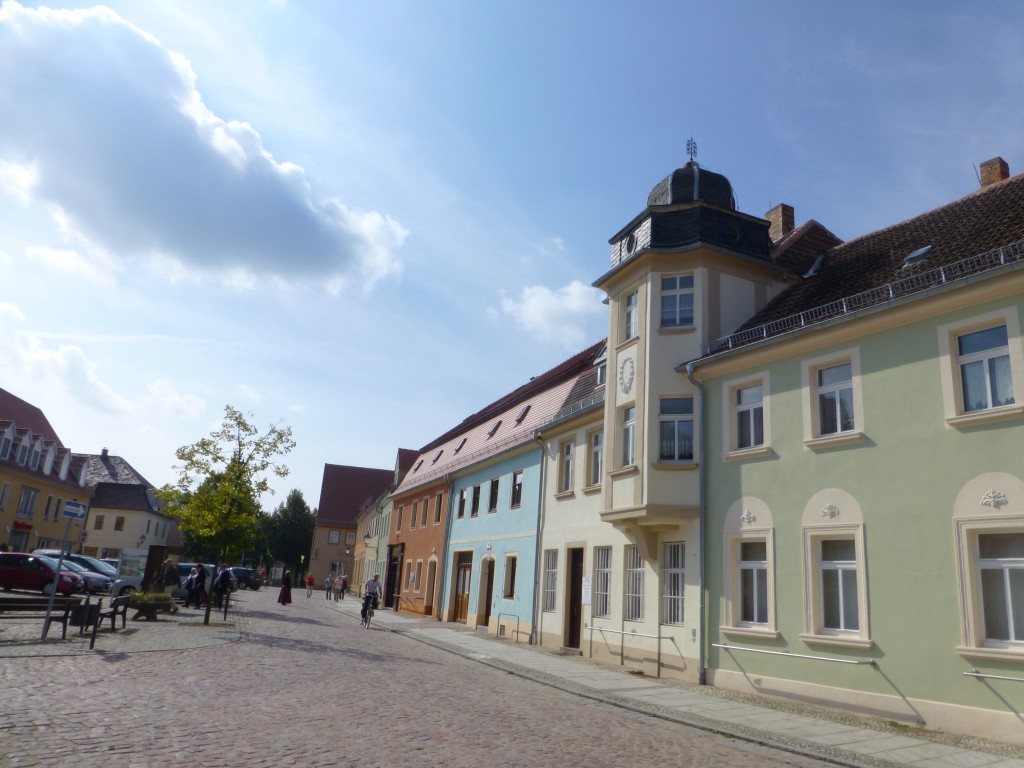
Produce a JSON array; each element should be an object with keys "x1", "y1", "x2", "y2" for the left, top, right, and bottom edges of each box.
[
  {"x1": 385, "y1": 543, "x2": 403, "y2": 609},
  {"x1": 567, "y1": 547, "x2": 584, "y2": 649},
  {"x1": 481, "y1": 559, "x2": 494, "y2": 628},
  {"x1": 454, "y1": 552, "x2": 472, "y2": 624}
]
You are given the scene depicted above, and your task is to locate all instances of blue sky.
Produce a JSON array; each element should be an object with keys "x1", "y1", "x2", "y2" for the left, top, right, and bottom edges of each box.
[{"x1": 1, "y1": 0, "x2": 1022, "y2": 509}]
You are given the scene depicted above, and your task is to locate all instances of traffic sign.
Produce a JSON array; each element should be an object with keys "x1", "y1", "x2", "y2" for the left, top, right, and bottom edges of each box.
[{"x1": 63, "y1": 501, "x2": 88, "y2": 520}]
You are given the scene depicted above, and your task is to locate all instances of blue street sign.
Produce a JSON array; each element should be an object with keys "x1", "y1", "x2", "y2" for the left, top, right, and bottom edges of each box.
[{"x1": 63, "y1": 501, "x2": 88, "y2": 520}]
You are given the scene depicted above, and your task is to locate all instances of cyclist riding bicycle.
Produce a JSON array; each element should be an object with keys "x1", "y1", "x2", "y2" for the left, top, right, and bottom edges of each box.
[{"x1": 361, "y1": 574, "x2": 381, "y2": 626}]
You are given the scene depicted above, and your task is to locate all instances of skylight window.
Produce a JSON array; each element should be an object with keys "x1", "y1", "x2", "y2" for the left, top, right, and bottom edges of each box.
[
  {"x1": 515, "y1": 405, "x2": 531, "y2": 423},
  {"x1": 413, "y1": 459, "x2": 423, "y2": 472},
  {"x1": 454, "y1": 437, "x2": 467, "y2": 453},
  {"x1": 432, "y1": 449, "x2": 443, "y2": 464},
  {"x1": 904, "y1": 245, "x2": 933, "y2": 266},
  {"x1": 487, "y1": 420, "x2": 502, "y2": 437}
]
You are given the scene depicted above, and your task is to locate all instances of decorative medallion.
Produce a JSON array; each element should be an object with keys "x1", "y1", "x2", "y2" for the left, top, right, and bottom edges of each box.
[
  {"x1": 618, "y1": 356, "x2": 635, "y2": 394},
  {"x1": 821, "y1": 504, "x2": 840, "y2": 519},
  {"x1": 740, "y1": 509, "x2": 756, "y2": 525},
  {"x1": 981, "y1": 489, "x2": 1009, "y2": 509}
]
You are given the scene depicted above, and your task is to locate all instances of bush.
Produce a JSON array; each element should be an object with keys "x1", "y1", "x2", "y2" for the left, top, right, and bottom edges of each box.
[{"x1": 129, "y1": 592, "x2": 172, "y2": 606}]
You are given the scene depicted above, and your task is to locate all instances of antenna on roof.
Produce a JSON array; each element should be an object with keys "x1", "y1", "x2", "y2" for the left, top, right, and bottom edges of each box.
[
  {"x1": 686, "y1": 137, "x2": 698, "y2": 163},
  {"x1": 973, "y1": 164, "x2": 981, "y2": 186}
]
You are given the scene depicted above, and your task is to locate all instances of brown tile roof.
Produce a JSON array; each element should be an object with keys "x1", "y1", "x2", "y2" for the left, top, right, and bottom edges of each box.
[
  {"x1": 705, "y1": 170, "x2": 1024, "y2": 355},
  {"x1": 769, "y1": 219, "x2": 844, "y2": 276},
  {"x1": 316, "y1": 464, "x2": 394, "y2": 527},
  {"x1": 0, "y1": 388, "x2": 65, "y2": 448}
]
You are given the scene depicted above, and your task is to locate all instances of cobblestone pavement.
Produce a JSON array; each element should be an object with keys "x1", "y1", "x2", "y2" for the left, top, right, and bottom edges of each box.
[{"x1": 1, "y1": 588, "x2": 840, "y2": 768}]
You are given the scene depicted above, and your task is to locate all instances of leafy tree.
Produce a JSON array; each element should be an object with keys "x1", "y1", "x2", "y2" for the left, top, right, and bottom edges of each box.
[
  {"x1": 266, "y1": 489, "x2": 316, "y2": 573},
  {"x1": 163, "y1": 405, "x2": 296, "y2": 564}
]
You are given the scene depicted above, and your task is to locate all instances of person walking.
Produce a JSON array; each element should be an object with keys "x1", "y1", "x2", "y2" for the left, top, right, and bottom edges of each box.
[
  {"x1": 305, "y1": 572, "x2": 315, "y2": 598},
  {"x1": 278, "y1": 570, "x2": 293, "y2": 605},
  {"x1": 213, "y1": 564, "x2": 236, "y2": 609},
  {"x1": 193, "y1": 563, "x2": 208, "y2": 606},
  {"x1": 161, "y1": 559, "x2": 180, "y2": 596},
  {"x1": 183, "y1": 567, "x2": 198, "y2": 608},
  {"x1": 340, "y1": 574, "x2": 349, "y2": 600},
  {"x1": 325, "y1": 573, "x2": 334, "y2": 600}
]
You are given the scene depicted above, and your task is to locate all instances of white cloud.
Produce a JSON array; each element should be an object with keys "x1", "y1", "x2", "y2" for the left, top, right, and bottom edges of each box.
[
  {"x1": 236, "y1": 384, "x2": 263, "y2": 404},
  {"x1": 498, "y1": 280, "x2": 605, "y2": 349},
  {"x1": 24, "y1": 245, "x2": 118, "y2": 289},
  {"x1": 0, "y1": 1, "x2": 407, "y2": 292}
]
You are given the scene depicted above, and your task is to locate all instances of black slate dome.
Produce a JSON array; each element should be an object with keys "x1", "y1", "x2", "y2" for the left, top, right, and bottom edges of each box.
[{"x1": 647, "y1": 161, "x2": 736, "y2": 210}]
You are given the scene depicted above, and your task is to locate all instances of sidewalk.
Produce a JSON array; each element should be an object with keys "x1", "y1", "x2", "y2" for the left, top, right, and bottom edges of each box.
[{"x1": 325, "y1": 595, "x2": 1024, "y2": 768}]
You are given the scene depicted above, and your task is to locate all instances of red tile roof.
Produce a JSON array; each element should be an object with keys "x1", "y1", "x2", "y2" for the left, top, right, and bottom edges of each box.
[{"x1": 316, "y1": 464, "x2": 394, "y2": 527}]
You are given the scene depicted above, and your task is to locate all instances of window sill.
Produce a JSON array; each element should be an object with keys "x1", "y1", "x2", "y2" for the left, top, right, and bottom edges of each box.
[
  {"x1": 554, "y1": 489, "x2": 576, "y2": 501},
  {"x1": 946, "y1": 404, "x2": 1024, "y2": 429},
  {"x1": 799, "y1": 633, "x2": 874, "y2": 650},
  {"x1": 652, "y1": 461, "x2": 698, "y2": 472},
  {"x1": 803, "y1": 430, "x2": 865, "y2": 451},
  {"x1": 657, "y1": 325, "x2": 696, "y2": 335},
  {"x1": 581, "y1": 484, "x2": 602, "y2": 496},
  {"x1": 722, "y1": 446, "x2": 773, "y2": 462},
  {"x1": 721, "y1": 625, "x2": 781, "y2": 640},
  {"x1": 956, "y1": 645, "x2": 1024, "y2": 663},
  {"x1": 609, "y1": 465, "x2": 639, "y2": 479}
]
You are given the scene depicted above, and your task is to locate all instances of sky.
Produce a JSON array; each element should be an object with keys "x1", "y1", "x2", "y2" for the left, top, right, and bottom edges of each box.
[{"x1": 1, "y1": 0, "x2": 1023, "y2": 511}]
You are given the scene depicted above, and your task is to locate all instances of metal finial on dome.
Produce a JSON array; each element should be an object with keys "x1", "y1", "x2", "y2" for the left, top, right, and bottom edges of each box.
[{"x1": 686, "y1": 137, "x2": 697, "y2": 163}]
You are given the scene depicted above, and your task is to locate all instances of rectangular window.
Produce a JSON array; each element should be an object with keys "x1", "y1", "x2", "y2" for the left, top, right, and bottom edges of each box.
[
  {"x1": 624, "y1": 545, "x2": 644, "y2": 621},
  {"x1": 662, "y1": 542, "x2": 685, "y2": 625},
  {"x1": 624, "y1": 290, "x2": 639, "y2": 340},
  {"x1": 659, "y1": 397, "x2": 694, "y2": 461},
  {"x1": 405, "y1": 561, "x2": 413, "y2": 589},
  {"x1": 94, "y1": 514, "x2": 104, "y2": 530},
  {"x1": 43, "y1": 495, "x2": 53, "y2": 520},
  {"x1": 559, "y1": 440, "x2": 574, "y2": 493},
  {"x1": 457, "y1": 490, "x2": 466, "y2": 519},
  {"x1": 421, "y1": 497, "x2": 429, "y2": 527},
  {"x1": 346, "y1": 532, "x2": 356, "y2": 546},
  {"x1": 0, "y1": 481, "x2": 9, "y2": 510},
  {"x1": 588, "y1": 431, "x2": 603, "y2": 487},
  {"x1": 661, "y1": 274, "x2": 694, "y2": 327},
  {"x1": 434, "y1": 492, "x2": 443, "y2": 524},
  {"x1": 510, "y1": 470, "x2": 523, "y2": 508},
  {"x1": 114, "y1": 516, "x2": 125, "y2": 531},
  {"x1": 471, "y1": 485, "x2": 480, "y2": 517},
  {"x1": 503, "y1": 555, "x2": 517, "y2": 599},
  {"x1": 817, "y1": 363, "x2": 854, "y2": 435},
  {"x1": 543, "y1": 549, "x2": 558, "y2": 612},
  {"x1": 959, "y1": 325, "x2": 1015, "y2": 412},
  {"x1": 593, "y1": 546, "x2": 612, "y2": 618},
  {"x1": 15, "y1": 487, "x2": 38, "y2": 520},
  {"x1": 740, "y1": 541, "x2": 769, "y2": 624},
  {"x1": 397, "y1": 505, "x2": 404, "y2": 531},
  {"x1": 820, "y1": 538, "x2": 858, "y2": 631},
  {"x1": 54, "y1": 498, "x2": 63, "y2": 519},
  {"x1": 736, "y1": 385, "x2": 764, "y2": 449},
  {"x1": 488, "y1": 478, "x2": 499, "y2": 513},
  {"x1": 622, "y1": 406, "x2": 636, "y2": 467},
  {"x1": 410, "y1": 501, "x2": 418, "y2": 529},
  {"x1": 415, "y1": 561, "x2": 423, "y2": 592},
  {"x1": 979, "y1": 533, "x2": 1024, "y2": 642},
  {"x1": 328, "y1": 530, "x2": 340, "y2": 544}
]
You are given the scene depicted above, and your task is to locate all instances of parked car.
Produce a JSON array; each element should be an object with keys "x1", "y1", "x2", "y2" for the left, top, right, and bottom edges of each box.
[
  {"x1": 227, "y1": 567, "x2": 261, "y2": 590},
  {"x1": 52, "y1": 559, "x2": 113, "y2": 594},
  {"x1": 172, "y1": 563, "x2": 214, "y2": 600},
  {"x1": 0, "y1": 552, "x2": 84, "y2": 595},
  {"x1": 32, "y1": 550, "x2": 118, "y2": 579}
]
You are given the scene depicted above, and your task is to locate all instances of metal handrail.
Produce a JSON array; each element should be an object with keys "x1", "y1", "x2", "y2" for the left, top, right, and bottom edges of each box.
[
  {"x1": 587, "y1": 623, "x2": 667, "y2": 641},
  {"x1": 965, "y1": 669, "x2": 1024, "y2": 683},
  {"x1": 713, "y1": 642, "x2": 875, "y2": 666},
  {"x1": 496, "y1": 612, "x2": 521, "y2": 642}
]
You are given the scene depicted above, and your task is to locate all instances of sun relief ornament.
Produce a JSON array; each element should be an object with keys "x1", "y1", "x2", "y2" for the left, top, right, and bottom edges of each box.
[
  {"x1": 618, "y1": 356, "x2": 635, "y2": 394},
  {"x1": 740, "y1": 509, "x2": 756, "y2": 525},
  {"x1": 821, "y1": 504, "x2": 840, "y2": 519},
  {"x1": 981, "y1": 489, "x2": 1008, "y2": 509}
]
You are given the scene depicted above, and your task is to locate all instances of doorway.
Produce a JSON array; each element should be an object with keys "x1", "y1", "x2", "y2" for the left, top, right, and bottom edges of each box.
[
  {"x1": 454, "y1": 552, "x2": 472, "y2": 623},
  {"x1": 424, "y1": 560, "x2": 437, "y2": 616},
  {"x1": 567, "y1": 547, "x2": 584, "y2": 649},
  {"x1": 480, "y1": 558, "x2": 494, "y2": 628},
  {"x1": 385, "y1": 543, "x2": 403, "y2": 609}
]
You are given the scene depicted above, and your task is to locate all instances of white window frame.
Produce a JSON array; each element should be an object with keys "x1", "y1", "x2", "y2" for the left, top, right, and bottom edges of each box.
[
  {"x1": 623, "y1": 290, "x2": 639, "y2": 341},
  {"x1": 503, "y1": 554, "x2": 517, "y2": 599},
  {"x1": 662, "y1": 542, "x2": 685, "y2": 625},
  {"x1": 624, "y1": 545, "x2": 644, "y2": 621},
  {"x1": 543, "y1": 549, "x2": 558, "y2": 612},
  {"x1": 458, "y1": 489, "x2": 466, "y2": 519},
  {"x1": 434, "y1": 492, "x2": 444, "y2": 524},
  {"x1": 328, "y1": 530, "x2": 340, "y2": 544},
  {"x1": 658, "y1": 397, "x2": 694, "y2": 462},
  {"x1": 488, "y1": 479, "x2": 499, "y2": 513},
  {"x1": 722, "y1": 373, "x2": 772, "y2": 460},
  {"x1": 593, "y1": 546, "x2": 611, "y2": 618},
  {"x1": 586, "y1": 430, "x2": 603, "y2": 488},
  {"x1": 938, "y1": 307, "x2": 1024, "y2": 427},
  {"x1": 801, "y1": 348, "x2": 865, "y2": 449},
  {"x1": 621, "y1": 406, "x2": 636, "y2": 468},
  {"x1": 0, "y1": 424, "x2": 13, "y2": 459},
  {"x1": 660, "y1": 274, "x2": 694, "y2": 328},
  {"x1": 558, "y1": 440, "x2": 574, "y2": 494},
  {"x1": 0, "y1": 481, "x2": 9, "y2": 511},
  {"x1": 801, "y1": 524, "x2": 870, "y2": 647},
  {"x1": 510, "y1": 470, "x2": 523, "y2": 508},
  {"x1": 15, "y1": 487, "x2": 38, "y2": 520}
]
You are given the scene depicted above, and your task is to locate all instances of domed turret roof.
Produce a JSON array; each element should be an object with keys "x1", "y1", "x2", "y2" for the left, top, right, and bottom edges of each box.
[{"x1": 647, "y1": 161, "x2": 736, "y2": 210}]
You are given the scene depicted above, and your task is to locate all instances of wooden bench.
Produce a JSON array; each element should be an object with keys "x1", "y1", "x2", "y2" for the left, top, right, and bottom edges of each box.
[
  {"x1": 0, "y1": 594, "x2": 83, "y2": 640},
  {"x1": 89, "y1": 595, "x2": 131, "y2": 650}
]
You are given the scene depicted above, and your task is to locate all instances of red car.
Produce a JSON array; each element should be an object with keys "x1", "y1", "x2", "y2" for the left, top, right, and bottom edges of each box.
[{"x1": 0, "y1": 553, "x2": 84, "y2": 595}]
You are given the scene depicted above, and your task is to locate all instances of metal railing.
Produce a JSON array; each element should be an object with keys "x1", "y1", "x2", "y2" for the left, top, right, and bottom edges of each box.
[
  {"x1": 706, "y1": 238, "x2": 1024, "y2": 356},
  {"x1": 964, "y1": 669, "x2": 1024, "y2": 683},
  {"x1": 496, "y1": 612, "x2": 522, "y2": 642},
  {"x1": 712, "y1": 642, "x2": 875, "y2": 666},
  {"x1": 587, "y1": 623, "x2": 683, "y2": 677}
]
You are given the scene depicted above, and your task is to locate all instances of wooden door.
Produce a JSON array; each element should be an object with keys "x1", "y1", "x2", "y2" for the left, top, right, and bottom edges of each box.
[{"x1": 454, "y1": 552, "x2": 472, "y2": 624}]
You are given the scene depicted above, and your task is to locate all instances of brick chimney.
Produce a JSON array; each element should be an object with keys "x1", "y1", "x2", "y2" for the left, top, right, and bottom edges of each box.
[
  {"x1": 765, "y1": 203, "x2": 795, "y2": 243},
  {"x1": 980, "y1": 157, "x2": 1009, "y2": 188}
]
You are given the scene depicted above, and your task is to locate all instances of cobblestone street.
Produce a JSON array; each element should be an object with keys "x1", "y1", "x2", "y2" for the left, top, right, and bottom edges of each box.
[{"x1": 0, "y1": 588, "x2": 838, "y2": 768}]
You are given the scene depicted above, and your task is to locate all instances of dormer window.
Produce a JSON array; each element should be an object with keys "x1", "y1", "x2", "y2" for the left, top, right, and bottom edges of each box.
[
  {"x1": 0, "y1": 425, "x2": 13, "y2": 460},
  {"x1": 29, "y1": 439, "x2": 42, "y2": 470},
  {"x1": 487, "y1": 420, "x2": 502, "y2": 438},
  {"x1": 59, "y1": 453, "x2": 70, "y2": 481},
  {"x1": 42, "y1": 445, "x2": 55, "y2": 475},
  {"x1": 16, "y1": 434, "x2": 30, "y2": 465},
  {"x1": 515, "y1": 405, "x2": 530, "y2": 424},
  {"x1": 454, "y1": 437, "x2": 467, "y2": 454}
]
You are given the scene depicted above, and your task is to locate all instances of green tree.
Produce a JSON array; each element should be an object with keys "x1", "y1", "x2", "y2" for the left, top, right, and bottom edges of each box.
[
  {"x1": 266, "y1": 489, "x2": 315, "y2": 573},
  {"x1": 163, "y1": 405, "x2": 296, "y2": 564}
]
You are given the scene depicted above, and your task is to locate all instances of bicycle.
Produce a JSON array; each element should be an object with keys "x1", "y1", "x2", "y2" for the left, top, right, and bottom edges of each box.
[{"x1": 361, "y1": 593, "x2": 378, "y2": 629}]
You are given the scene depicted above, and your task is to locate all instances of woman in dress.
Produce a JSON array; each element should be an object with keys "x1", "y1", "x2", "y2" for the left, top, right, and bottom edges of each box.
[{"x1": 277, "y1": 570, "x2": 293, "y2": 605}]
